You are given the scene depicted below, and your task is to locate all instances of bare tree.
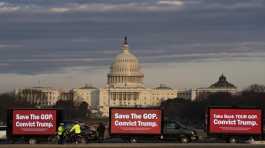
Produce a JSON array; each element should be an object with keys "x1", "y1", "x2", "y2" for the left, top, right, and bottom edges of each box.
[{"x1": 244, "y1": 84, "x2": 265, "y2": 93}]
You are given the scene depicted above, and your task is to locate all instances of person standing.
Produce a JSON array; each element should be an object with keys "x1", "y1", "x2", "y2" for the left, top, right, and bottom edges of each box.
[
  {"x1": 70, "y1": 121, "x2": 82, "y2": 144},
  {"x1": 96, "y1": 123, "x2": 105, "y2": 143},
  {"x1": 57, "y1": 123, "x2": 65, "y2": 144}
]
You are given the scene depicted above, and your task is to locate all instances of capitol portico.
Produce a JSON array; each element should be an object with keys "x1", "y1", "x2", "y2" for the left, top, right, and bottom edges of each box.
[{"x1": 99, "y1": 37, "x2": 177, "y2": 116}]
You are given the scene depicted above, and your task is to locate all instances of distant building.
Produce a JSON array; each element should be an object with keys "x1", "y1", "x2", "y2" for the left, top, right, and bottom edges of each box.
[
  {"x1": 15, "y1": 85, "x2": 99, "y2": 108},
  {"x1": 99, "y1": 37, "x2": 178, "y2": 116},
  {"x1": 15, "y1": 87, "x2": 60, "y2": 106},
  {"x1": 177, "y1": 89, "x2": 193, "y2": 100},
  {"x1": 72, "y1": 84, "x2": 99, "y2": 109},
  {"x1": 59, "y1": 90, "x2": 74, "y2": 101},
  {"x1": 178, "y1": 74, "x2": 237, "y2": 101}
]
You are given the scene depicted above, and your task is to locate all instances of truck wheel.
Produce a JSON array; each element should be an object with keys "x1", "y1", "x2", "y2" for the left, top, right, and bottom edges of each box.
[
  {"x1": 247, "y1": 137, "x2": 255, "y2": 144},
  {"x1": 180, "y1": 137, "x2": 189, "y2": 143},
  {"x1": 29, "y1": 138, "x2": 37, "y2": 144},
  {"x1": 48, "y1": 136, "x2": 58, "y2": 144},
  {"x1": 130, "y1": 138, "x2": 137, "y2": 143},
  {"x1": 228, "y1": 137, "x2": 237, "y2": 143}
]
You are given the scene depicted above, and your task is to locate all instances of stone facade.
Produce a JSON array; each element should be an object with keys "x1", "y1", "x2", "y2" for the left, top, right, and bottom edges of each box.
[
  {"x1": 15, "y1": 87, "x2": 61, "y2": 106},
  {"x1": 72, "y1": 85, "x2": 99, "y2": 109}
]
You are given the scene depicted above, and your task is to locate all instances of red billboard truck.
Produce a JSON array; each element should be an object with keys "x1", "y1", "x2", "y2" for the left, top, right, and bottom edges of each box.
[
  {"x1": 109, "y1": 107, "x2": 198, "y2": 143},
  {"x1": 206, "y1": 107, "x2": 263, "y2": 143},
  {"x1": 6, "y1": 108, "x2": 62, "y2": 144}
]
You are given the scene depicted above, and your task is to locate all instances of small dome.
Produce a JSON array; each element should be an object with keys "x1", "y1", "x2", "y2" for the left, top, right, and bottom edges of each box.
[
  {"x1": 79, "y1": 84, "x2": 97, "y2": 89},
  {"x1": 209, "y1": 74, "x2": 236, "y2": 89},
  {"x1": 155, "y1": 84, "x2": 172, "y2": 90}
]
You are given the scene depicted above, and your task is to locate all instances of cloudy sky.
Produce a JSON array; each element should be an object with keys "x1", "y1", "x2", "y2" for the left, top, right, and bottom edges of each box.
[{"x1": 0, "y1": 0, "x2": 265, "y2": 92}]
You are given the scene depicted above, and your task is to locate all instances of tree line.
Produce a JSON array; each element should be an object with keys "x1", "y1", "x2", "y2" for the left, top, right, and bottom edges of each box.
[
  {"x1": 160, "y1": 84, "x2": 265, "y2": 128},
  {"x1": 0, "y1": 84, "x2": 264, "y2": 126},
  {"x1": 0, "y1": 93, "x2": 91, "y2": 124}
]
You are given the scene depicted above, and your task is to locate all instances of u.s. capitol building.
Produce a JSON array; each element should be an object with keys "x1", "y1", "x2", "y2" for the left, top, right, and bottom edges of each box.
[
  {"x1": 14, "y1": 37, "x2": 178, "y2": 116},
  {"x1": 15, "y1": 37, "x2": 237, "y2": 117},
  {"x1": 99, "y1": 37, "x2": 177, "y2": 116}
]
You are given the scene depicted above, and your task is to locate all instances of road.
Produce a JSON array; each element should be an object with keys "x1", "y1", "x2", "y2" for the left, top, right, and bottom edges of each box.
[{"x1": 0, "y1": 143, "x2": 265, "y2": 148}]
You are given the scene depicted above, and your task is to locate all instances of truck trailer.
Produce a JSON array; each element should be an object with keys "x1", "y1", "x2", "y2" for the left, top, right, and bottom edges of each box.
[
  {"x1": 206, "y1": 107, "x2": 263, "y2": 143},
  {"x1": 6, "y1": 108, "x2": 62, "y2": 144},
  {"x1": 109, "y1": 107, "x2": 198, "y2": 143}
]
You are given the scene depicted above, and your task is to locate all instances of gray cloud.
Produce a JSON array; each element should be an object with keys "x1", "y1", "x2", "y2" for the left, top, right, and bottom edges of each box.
[
  {"x1": 0, "y1": 0, "x2": 184, "y2": 13},
  {"x1": 0, "y1": 0, "x2": 264, "y2": 14},
  {"x1": 0, "y1": 0, "x2": 264, "y2": 91}
]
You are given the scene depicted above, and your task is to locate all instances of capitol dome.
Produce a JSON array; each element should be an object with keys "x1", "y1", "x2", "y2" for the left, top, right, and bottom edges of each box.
[{"x1": 107, "y1": 37, "x2": 144, "y2": 88}]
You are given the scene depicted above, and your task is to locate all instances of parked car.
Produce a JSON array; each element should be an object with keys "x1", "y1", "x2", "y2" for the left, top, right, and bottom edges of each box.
[{"x1": 161, "y1": 120, "x2": 198, "y2": 143}]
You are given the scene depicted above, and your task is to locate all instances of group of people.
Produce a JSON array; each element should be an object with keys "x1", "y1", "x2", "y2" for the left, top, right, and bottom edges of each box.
[{"x1": 57, "y1": 121, "x2": 105, "y2": 144}]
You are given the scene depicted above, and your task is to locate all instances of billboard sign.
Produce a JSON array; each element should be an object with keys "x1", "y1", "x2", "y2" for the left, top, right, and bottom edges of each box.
[
  {"x1": 12, "y1": 109, "x2": 57, "y2": 135},
  {"x1": 208, "y1": 108, "x2": 262, "y2": 135},
  {"x1": 110, "y1": 108, "x2": 162, "y2": 135}
]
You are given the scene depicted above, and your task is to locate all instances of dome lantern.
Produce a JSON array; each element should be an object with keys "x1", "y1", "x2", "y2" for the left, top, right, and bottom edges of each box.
[
  {"x1": 121, "y1": 36, "x2": 129, "y2": 52},
  {"x1": 124, "y1": 36, "x2": 128, "y2": 45}
]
